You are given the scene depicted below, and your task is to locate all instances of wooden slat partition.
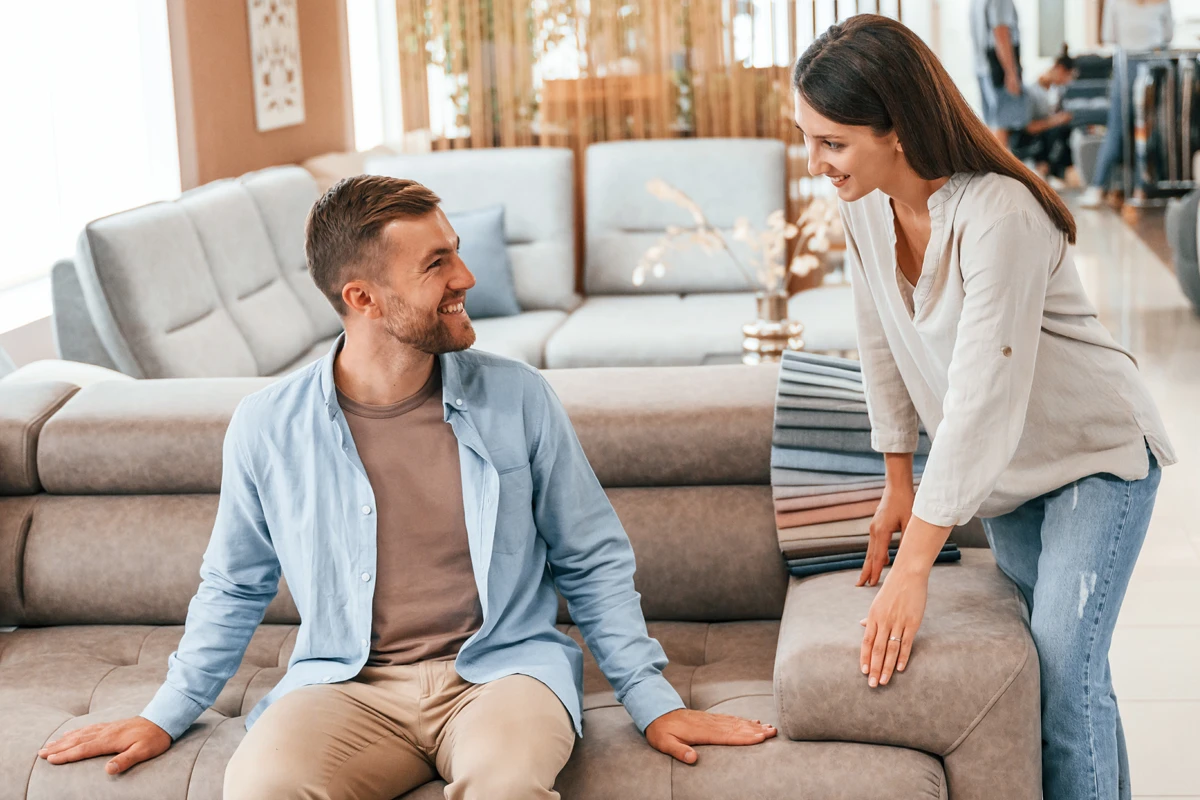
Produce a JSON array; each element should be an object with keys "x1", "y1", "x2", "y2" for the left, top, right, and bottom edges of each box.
[{"x1": 392, "y1": 0, "x2": 903, "y2": 289}]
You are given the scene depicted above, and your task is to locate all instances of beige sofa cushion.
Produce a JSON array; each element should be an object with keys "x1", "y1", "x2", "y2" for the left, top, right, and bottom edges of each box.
[{"x1": 0, "y1": 620, "x2": 949, "y2": 800}]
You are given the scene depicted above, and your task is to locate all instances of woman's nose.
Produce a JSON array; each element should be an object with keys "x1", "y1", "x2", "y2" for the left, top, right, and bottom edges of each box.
[{"x1": 807, "y1": 149, "x2": 826, "y2": 177}]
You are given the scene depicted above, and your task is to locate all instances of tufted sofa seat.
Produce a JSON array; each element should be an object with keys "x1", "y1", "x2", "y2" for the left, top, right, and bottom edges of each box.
[{"x1": 0, "y1": 366, "x2": 1039, "y2": 799}]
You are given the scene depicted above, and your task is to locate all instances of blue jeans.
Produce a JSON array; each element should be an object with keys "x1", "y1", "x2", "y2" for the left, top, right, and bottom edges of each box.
[
  {"x1": 983, "y1": 448, "x2": 1160, "y2": 800},
  {"x1": 1092, "y1": 67, "x2": 1127, "y2": 190}
]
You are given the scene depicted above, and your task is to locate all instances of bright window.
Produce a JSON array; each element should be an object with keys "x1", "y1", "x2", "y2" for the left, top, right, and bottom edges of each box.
[{"x1": 0, "y1": 0, "x2": 180, "y2": 293}]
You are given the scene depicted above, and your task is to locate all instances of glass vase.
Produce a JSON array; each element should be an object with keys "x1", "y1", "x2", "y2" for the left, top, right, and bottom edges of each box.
[{"x1": 741, "y1": 289, "x2": 804, "y2": 364}]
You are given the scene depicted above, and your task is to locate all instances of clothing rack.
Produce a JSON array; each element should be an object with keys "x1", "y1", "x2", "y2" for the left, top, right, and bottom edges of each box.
[{"x1": 1118, "y1": 48, "x2": 1200, "y2": 207}]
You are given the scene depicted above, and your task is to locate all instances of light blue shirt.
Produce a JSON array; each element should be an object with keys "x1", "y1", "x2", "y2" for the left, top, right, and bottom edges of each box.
[
  {"x1": 970, "y1": 0, "x2": 1020, "y2": 76},
  {"x1": 140, "y1": 336, "x2": 685, "y2": 739}
]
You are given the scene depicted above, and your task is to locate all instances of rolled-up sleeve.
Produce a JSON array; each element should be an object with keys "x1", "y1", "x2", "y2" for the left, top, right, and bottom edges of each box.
[
  {"x1": 912, "y1": 211, "x2": 1057, "y2": 527},
  {"x1": 842, "y1": 204, "x2": 921, "y2": 454}
]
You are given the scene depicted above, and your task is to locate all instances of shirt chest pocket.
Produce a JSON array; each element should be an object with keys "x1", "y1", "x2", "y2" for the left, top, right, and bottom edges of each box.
[{"x1": 491, "y1": 462, "x2": 535, "y2": 554}]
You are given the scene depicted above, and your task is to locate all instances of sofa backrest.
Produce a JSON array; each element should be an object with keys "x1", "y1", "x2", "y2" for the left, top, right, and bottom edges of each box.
[
  {"x1": 585, "y1": 138, "x2": 788, "y2": 296},
  {"x1": 74, "y1": 166, "x2": 335, "y2": 378},
  {"x1": 365, "y1": 148, "x2": 580, "y2": 314},
  {"x1": 0, "y1": 364, "x2": 786, "y2": 628}
]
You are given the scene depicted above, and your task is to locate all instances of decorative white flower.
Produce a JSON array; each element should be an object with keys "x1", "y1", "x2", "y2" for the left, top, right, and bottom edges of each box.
[
  {"x1": 790, "y1": 253, "x2": 821, "y2": 276},
  {"x1": 732, "y1": 216, "x2": 753, "y2": 243}
]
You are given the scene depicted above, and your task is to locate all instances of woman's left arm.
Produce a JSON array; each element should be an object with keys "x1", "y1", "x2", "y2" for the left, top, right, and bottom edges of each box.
[{"x1": 861, "y1": 209, "x2": 1059, "y2": 688}]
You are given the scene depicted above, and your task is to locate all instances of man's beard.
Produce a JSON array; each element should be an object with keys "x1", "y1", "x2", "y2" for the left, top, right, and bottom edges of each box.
[{"x1": 380, "y1": 291, "x2": 476, "y2": 355}]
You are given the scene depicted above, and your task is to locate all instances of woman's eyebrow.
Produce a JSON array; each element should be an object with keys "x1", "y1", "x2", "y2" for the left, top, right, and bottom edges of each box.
[{"x1": 795, "y1": 123, "x2": 841, "y2": 140}]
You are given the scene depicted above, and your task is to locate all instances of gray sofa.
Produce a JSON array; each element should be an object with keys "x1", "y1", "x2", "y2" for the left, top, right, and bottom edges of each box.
[
  {"x1": 0, "y1": 367, "x2": 1040, "y2": 799},
  {"x1": 1166, "y1": 189, "x2": 1200, "y2": 315},
  {"x1": 54, "y1": 141, "x2": 856, "y2": 377}
]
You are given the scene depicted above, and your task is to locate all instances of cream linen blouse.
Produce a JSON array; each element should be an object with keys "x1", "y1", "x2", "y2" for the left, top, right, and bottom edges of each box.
[{"x1": 841, "y1": 171, "x2": 1175, "y2": 527}]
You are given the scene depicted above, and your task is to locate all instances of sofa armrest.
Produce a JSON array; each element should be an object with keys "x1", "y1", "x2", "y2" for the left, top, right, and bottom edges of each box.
[{"x1": 773, "y1": 549, "x2": 1041, "y2": 800}]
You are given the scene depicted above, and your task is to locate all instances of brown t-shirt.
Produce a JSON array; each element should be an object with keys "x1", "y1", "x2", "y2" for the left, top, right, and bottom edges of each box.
[{"x1": 337, "y1": 363, "x2": 483, "y2": 666}]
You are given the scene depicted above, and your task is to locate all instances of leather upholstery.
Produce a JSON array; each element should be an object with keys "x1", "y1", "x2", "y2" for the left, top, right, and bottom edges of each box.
[
  {"x1": 0, "y1": 369, "x2": 1040, "y2": 798},
  {"x1": 0, "y1": 382, "x2": 77, "y2": 495}
]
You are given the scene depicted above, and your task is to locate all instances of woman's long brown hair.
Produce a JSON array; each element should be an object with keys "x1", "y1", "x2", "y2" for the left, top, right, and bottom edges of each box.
[{"x1": 793, "y1": 14, "x2": 1077, "y2": 244}]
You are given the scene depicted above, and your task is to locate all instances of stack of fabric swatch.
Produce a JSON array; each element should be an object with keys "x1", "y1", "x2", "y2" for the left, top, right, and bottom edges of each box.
[{"x1": 772, "y1": 350, "x2": 960, "y2": 578}]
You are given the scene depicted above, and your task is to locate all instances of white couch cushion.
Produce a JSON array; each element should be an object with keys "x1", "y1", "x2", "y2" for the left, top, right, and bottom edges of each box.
[
  {"x1": 585, "y1": 139, "x2": 786, "y2": 296},
  {"x1": 471, "y1": 310, "x2": 569, "y2": 368},
  {"x1": 544, "y1": 288, "x2": 857, "y2": 369}
]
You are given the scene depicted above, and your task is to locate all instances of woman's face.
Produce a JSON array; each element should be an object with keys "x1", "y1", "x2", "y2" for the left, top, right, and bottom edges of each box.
[{"x1": 794, "y1": 92, "x2": 904, "y2": 202}]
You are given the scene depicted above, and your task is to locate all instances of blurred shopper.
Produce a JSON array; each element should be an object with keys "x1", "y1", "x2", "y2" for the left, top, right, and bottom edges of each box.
[
  {"x1": 970, "y1": 0, "x2": 1026, "y2": 145},
  {"x1": 1011, "y1": 47, "x2": 1077, "y2": 188},
  {"x1": 1080, "y1": 0, "x2": 1174, "y2": 208}
]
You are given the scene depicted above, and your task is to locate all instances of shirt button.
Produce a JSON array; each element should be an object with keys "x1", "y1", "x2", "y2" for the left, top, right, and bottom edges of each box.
[
  {"x1": 1001, "y1": 346, "x2": 1012, "y2": 357},
  {"x1": 361, "y1": 505, "x2": 372, "y2": 515},
  {"x1": 361, "y1": 572, "x2": 371, "y2": 582},
  {"x1": 361, "y1": 638, "x2": 369, "y2": 649},
  {"x1": 455, "y1": 398, "x2": 463, "y2": 406}
]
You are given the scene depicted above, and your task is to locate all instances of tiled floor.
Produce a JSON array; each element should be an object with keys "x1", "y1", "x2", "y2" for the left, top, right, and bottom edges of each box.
[{"x1": 1070, "y1": 199, "x2": 1200, "y2": 799}]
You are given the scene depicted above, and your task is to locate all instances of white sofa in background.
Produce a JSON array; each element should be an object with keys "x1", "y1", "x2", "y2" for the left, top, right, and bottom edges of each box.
[{"x1": 53, "y1": 143, "x2": 856, "y2": 378}]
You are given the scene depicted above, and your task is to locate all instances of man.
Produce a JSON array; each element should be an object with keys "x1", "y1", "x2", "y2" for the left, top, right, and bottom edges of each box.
[
  {"x1": 970, "y1": 0, "x2": 1025, "y2": 144},
  {"x1": 36, "y1": 176, "x2": 776, "y2": 798},
  {"x1": 1010, "y1": 48, "x2": 1077, "y2": 189}
]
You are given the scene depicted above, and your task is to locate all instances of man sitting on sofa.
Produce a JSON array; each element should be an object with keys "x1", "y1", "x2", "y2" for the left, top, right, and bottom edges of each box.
[{"x1": 36, "y1": 175, "x2": 776, "y2": 798}]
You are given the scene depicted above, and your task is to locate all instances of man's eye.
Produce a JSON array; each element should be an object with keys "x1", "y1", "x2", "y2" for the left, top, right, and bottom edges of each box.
[{"x1": 429, "y1": 259, "x2": 442, "y2": 270}]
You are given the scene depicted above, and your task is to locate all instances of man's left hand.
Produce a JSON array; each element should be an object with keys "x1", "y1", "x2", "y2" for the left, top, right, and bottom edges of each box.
[{"x1": 645, "y1": 709, "x2": 776, "y2": 764}]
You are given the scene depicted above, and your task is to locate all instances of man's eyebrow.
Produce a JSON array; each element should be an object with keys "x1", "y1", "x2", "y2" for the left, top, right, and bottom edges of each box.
[{"x1": 420, "y1": 237, "x2": 461, "y2": 263}]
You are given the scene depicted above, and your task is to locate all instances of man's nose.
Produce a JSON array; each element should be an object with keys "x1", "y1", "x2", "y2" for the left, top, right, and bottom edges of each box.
[{"x1": 451, "y1": 255, "x2": 476, "y2": 291}]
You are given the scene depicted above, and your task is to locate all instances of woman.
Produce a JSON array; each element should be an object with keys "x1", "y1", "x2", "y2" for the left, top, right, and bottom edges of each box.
[
  {"x1": 1079, "y1": 0, "x2": 1174, "y2": 208},
  {"x1": 792, "y1": 15, "x2": 1174, "y2": 800}
]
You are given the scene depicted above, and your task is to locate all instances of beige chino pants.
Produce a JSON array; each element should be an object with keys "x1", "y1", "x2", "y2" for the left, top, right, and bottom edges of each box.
[{"x1": 223, "y1": 661, "x2": 576, "y2": 800}]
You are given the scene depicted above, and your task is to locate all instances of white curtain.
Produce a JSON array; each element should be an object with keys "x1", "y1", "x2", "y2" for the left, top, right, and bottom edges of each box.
[{"x1": 0, "y1": 0, "x2": 180, "y2": 293}]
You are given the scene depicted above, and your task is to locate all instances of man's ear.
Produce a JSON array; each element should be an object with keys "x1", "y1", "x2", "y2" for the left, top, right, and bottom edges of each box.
[{"x1": 342, "y1": 281, "x2": 383, "y2": 319}]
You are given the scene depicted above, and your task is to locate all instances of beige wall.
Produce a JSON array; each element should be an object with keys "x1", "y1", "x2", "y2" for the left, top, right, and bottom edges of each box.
[
  {"x1": 0, "y1": 318, "x2": 56, "y2": 368},
  {"x1": 167, "y1": 0, "x2": 354, "y2": 189}
]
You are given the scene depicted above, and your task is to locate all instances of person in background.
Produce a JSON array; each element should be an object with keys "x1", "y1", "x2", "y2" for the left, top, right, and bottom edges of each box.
[
  {"x1": 1079, "y1": 0, "x2": 1174, "y2": 208},
  {"x1": 1011, "y1": 47, "x2": 1077, "y2": 189},
  {"x1": 970, "y1": 0, "x2": 1026, "y2": 145}
]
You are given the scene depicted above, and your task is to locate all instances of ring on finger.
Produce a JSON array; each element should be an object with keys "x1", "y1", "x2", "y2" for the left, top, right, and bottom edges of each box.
[{"x1": 888, "y1": 635, "x2": 902, "y2": 643}]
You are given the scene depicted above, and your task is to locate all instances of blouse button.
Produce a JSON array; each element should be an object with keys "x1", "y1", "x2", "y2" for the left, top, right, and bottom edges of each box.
[{"x1": 1000, "y1": 346, "x2": 1012, "y2": 358}]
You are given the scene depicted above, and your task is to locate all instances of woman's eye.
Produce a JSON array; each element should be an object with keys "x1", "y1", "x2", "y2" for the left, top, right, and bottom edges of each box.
[{"x1": 825, "y1": 141, "x2": 843, "y2": 151}]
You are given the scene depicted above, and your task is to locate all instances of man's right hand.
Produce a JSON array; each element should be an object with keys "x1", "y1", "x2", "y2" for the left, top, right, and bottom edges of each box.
[{"x1": 39, "y1": 717, "x2": 171, "y2": 775}]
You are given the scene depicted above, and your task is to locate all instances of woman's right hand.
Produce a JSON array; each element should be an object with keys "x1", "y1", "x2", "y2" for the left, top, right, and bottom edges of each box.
[{"x1": 857, "y1": 482, "x2": 914, "y2": 587}]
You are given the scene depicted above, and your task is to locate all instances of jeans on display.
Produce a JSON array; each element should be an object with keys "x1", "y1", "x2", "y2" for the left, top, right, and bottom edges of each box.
[{"x1": 982, "y1": 447, "x2": 1160, "y2": 800}]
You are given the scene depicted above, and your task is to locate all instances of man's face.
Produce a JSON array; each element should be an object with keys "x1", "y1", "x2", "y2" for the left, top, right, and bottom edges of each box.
[{"x1": 369, "y1": 209, "x2": 477, "y2": 354}]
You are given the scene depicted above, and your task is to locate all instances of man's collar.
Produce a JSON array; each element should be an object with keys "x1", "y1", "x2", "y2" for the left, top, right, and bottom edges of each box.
[{"x1": 320, "y1": 333, "x2": 469, "y2": 421}]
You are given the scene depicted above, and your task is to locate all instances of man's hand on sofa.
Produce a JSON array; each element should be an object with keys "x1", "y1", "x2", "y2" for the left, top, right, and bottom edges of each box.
[
  {"x1": 645, "y1": 709, "x2": 776, "y2": 764},
  {"x1": 38, "y1": 717, "x2": 171, "y2": 774}
]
